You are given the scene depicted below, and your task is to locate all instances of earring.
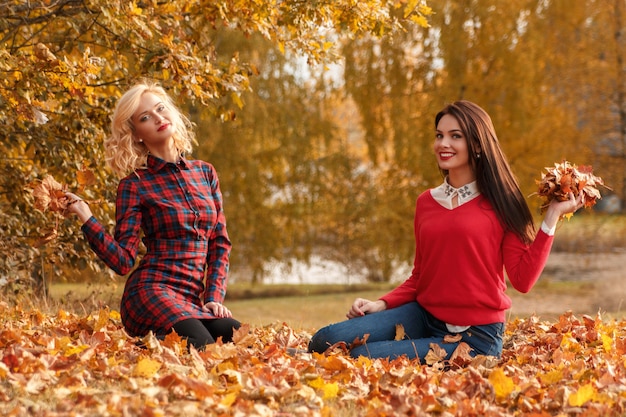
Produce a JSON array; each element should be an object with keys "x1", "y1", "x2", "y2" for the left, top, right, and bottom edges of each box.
[
  {"x1": 139, "y1": 139, "x2": 143, "y2": 142},
  {"x1": 476, "y1": 153, "x2": 481, "y2": 158}
]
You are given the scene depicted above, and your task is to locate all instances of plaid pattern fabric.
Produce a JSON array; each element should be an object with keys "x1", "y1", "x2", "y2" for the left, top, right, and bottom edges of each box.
[{"x1": 82, "y1": 155, "x2": 231, "y2": 337}]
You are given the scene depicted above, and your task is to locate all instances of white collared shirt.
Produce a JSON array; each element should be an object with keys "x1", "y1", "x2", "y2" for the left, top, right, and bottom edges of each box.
[{"x1": 431, "y1": 178, "x2": 480, "y2": 209}]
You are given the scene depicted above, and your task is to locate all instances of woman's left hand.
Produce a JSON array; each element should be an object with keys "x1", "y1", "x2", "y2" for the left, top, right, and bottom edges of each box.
[
  {"x1": 543, "y1": 191, "x2": 585, "y2": 229},
  {"x1": 202, "y1": 301, "x2": 233, "y2": 318}
]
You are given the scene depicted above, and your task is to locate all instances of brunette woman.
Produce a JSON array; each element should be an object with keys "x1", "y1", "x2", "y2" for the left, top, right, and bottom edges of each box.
[{"x1": 308, "y1": 100, "x2": 583, "y2": 362}]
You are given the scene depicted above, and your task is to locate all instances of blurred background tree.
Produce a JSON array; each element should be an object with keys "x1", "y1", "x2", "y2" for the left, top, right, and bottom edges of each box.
[
  {"x1": 0, "y1": 0, "x2": 432, "y2": 294},
  {"x1": 1, "y1": 0, "x2": 623, "y2": 296}
]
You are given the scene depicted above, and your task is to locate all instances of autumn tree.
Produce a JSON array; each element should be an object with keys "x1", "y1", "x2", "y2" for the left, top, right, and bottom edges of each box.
[
  {"x1": 534, "y1": 0, "x2": 626, "y2": 211},
  {"x1": 0, "y1": 1, "x2": 432, "y2": 293},
  {"x1": 192, "y1": 31, "x2": 346, "y2": 282}
]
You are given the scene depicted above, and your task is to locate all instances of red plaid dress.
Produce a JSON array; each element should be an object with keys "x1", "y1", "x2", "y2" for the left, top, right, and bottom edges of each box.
[{"x1": 82, "y1": 155, "x2": 231, "y2": 337}]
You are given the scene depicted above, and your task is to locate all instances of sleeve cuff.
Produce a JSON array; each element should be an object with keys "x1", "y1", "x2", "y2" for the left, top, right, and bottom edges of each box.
[{"x1": 541, "y1": 221, "x2": 556, "y2": 236}]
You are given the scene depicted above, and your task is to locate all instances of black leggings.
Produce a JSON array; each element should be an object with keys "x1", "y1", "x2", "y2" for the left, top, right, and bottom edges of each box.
[{"x1": 172, "y1": 317, "x2": 241, "y2": 350}]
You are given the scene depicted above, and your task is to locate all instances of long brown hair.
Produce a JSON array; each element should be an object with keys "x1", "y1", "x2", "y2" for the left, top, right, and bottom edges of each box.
[{"x1": 435, "y1": 100, "x2": 536, "y2": 244}]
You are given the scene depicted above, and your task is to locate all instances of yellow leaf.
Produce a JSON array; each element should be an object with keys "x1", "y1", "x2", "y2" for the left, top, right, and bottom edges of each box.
[
  {"x1": 601, "y1": 333, "x2": 613, "y2": 353},
  {"x1": 93, "y1": 308, "x2": 109, "y2": 332},
  {"x1": 356, "y1": 356, "x2": 373, "y2": 369},
  {"x1": 220, "y1": 391, "x2": 238, "y2": 407},
  {"x1": 488, "y1": 368, "x2": 515, "y2": 400},
  {"x1": 394, "y1": 323, "x2": 405, "y2": 341},
  {"x1": 539, "y1": 369, "x2": 564, "y2": 385},
  {"x1": 129, "y1": 2, "x2": 142, "y2": 16},
  {"x1": 64, "y1": 343, "x2": 89, "y2": 357},
  {"x1": 410, "y1": 15, "x2": 430, "y2": 28},
  {"x1": 404, "y1": 0, "x2": 420, "y2": 17},
  {"x1": 231, "y1": 92, "x2": 244, "y2": 109},
  {"x1": 133, "y1": 357, "x2": 162, "y2": 378},
  {"x1": 418, "y1": 4, "x2": 434, "y2": 16},
  {"x1": 560, "y1": 332, "x2": 581, "y2": 352},
  {"x1": 568, "y1": 383, "x2": 596, "y2": 407},
  {"x1": 55, "y1": 336, "x2": 72, "y2": 352},
  {"x1": 0, "y1": 362, "x2": 9, "y2": 378},
  {"x1": 307, "y1": 376, "x2": 339, "y2": 399}
]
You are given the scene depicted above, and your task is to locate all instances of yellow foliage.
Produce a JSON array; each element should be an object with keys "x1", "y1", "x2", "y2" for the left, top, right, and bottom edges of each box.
[
  {"x1": 133, "y1": 357, "x2": 163, "y2": 378},
  {"x1": 307, "y1": 376, "x2": 339, "y2": 399},
  {"x1": 93, "y1": 308, "x2": 110, "y2": 332},
  {"x1": 2, "y1": 307, "x2": 626, "y2": 415},
  {"x1": 539, "y1": 368, "x2": 564, "y2": 386},
  {"x1": 568, "y1": 383, "x2": 597, "y2": 407},
  {"x1": 488, "y1": 368, "x2": 515, "y2": 401},
  {"x1": 601, "y1": 333, "x2": 613, "y2": 353}
]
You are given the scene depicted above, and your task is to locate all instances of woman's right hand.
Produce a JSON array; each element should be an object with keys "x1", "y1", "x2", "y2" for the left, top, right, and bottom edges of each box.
[
  {"x1": 347, "y1": 298, "x2": 387, "y2": 319},
  {"x1": 65, "y1": 192, "x2": 93, "y2": 224}
]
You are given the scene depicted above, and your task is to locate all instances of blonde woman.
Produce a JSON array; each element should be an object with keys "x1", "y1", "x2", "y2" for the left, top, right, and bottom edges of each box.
[{"x1": 67, "y1": 81, "x2": 240, "y2": 349}]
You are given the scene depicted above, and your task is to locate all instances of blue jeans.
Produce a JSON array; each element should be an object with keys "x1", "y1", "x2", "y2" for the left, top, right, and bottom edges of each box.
[{"x1": 308, "y1": 302, "x2": 503, "y2": 363}]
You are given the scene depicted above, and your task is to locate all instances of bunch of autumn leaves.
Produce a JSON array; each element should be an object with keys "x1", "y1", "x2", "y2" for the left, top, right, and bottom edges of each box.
[
  {"x1": 535, "y1": 160, "x2": 609, "y2": 218},
  {"x1": 30, "y1": 166, "x2": 98, "y2": 246}
]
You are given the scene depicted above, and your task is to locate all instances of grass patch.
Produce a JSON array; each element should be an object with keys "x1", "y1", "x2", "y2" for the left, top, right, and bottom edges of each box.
[
  {"x1": 551, "y1": 213, "x2": 626, "y2": 252},
  {"x1": 530, "y1": 278, "x2": 595, "y2": 294},
  {"x1": 47, "y1": 282, "x2": 397, "y2": 331},
  {"x1": 226, "y1": 289, "x2": 388, "y2": 332}
]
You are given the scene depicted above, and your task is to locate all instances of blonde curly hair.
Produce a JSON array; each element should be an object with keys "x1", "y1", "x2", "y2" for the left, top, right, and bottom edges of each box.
[{"x1": 105, "y1": 81, "x2": 195, "y2": 178}]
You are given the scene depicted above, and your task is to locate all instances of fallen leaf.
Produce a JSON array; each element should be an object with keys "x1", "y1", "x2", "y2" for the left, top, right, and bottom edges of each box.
[
  {"x1": 307, "y1": 376, "x2": 339, "y2": 399},
  {"x1": 449, "y1": 341, "x2": 473, "y2": 367},
  {"x1": 443, "y1": 333, "x2": 463, "y2": 343},
  {"x1": 568, "y1": 383, "x2": 596, "y2": 407},
  {"x1": 488, "y1": 367, "x2": 515, "y2": 401},
  {"x1": 133, "y1": 357, "x2": 162, "y2": 378},
  {"x1": 394, "y1": 324, "x2": 405, "y2": 341},
  {"x1": 424, "y1": 342, "x2": 448, "y2": 365}
]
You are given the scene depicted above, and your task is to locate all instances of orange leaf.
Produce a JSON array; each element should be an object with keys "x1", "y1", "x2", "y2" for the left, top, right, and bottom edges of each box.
[
  {"x1": 424, "y1": 342, "x2": 447, "y2": 365},
  {"x1": 34, "y1": 228, "x2": 58, "y2": 247},
  {"x1": 443, "y1": 333, "x2": 463, "y2": 343},
  {"x1": 32, "y1": 175, "x2": 66, "y2": 212},
  {"x1": 232, "y1": 322, "x2": 255, "y2": 346},
  {"x1": 76, "y1": 165, "x2": 96, "y2": 188},
  {"x1": 394, "y1": 324, "x2": 406, "y2": 341},
  {"x1": 449, "y1": 341, "x2": 473, "y2": 366},
  {"x1": 133, "y1": 357, "x2": 162, "y2": 378}
]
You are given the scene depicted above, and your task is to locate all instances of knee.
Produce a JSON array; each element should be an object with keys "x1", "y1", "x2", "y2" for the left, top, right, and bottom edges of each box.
[
  {"x1": 308, "y1": 326, "x2": 334, "y2": 353},
  {"x1": 348, "y1": 344, "x2": 369, "y2": 359},
  {"x1": 217, "y1": 318, "x2": 241, "y2": 343}
]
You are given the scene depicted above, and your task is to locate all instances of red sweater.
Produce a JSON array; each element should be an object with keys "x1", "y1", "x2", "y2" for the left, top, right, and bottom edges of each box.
[{"x1": 380, "y1": 190, "x2": 553, "y2": 326}]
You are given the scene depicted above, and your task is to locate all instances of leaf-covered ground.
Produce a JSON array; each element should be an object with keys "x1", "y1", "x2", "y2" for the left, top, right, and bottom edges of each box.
[{"x1": 1, "y1": 302, "x2": 625, "y2": 416}]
